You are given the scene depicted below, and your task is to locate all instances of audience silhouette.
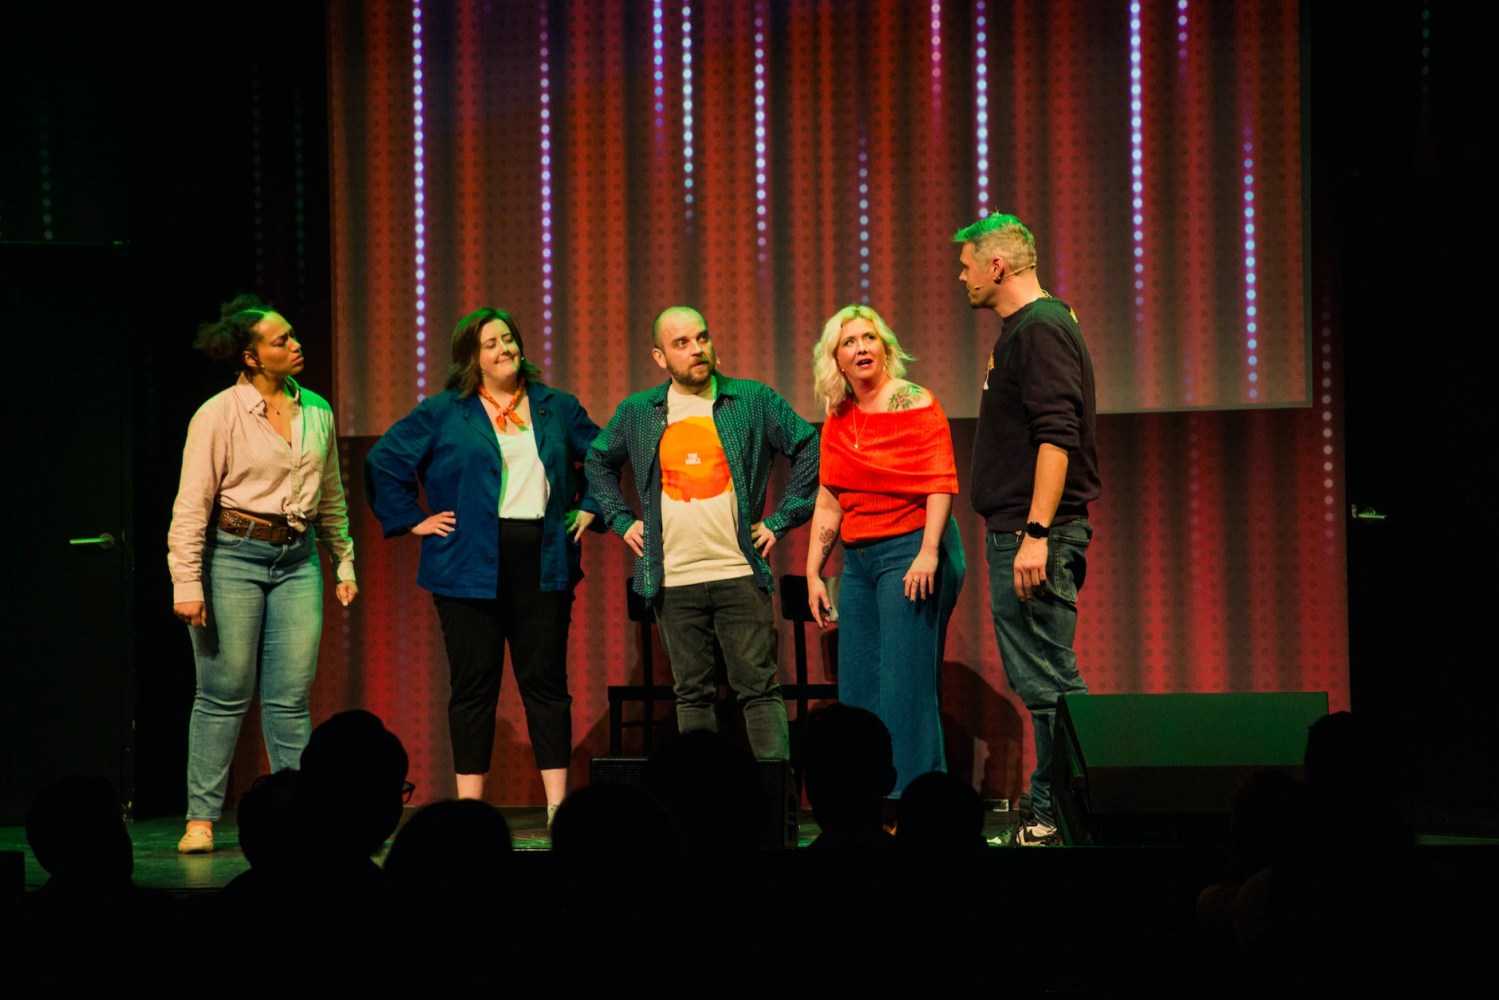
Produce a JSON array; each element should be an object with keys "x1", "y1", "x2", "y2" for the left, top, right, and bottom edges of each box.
[
  {"x1": 800, "y1": 702, "x2": 896, "y2": 850},
  {"x1": 8, "y1": 708, "x2": 1492, "y2": 996},
  {"x1": 10, "y1": 776, "x2": 178, "y2": 994},
  {"x1": 383, "y1": 798, "x2": 519, "y2": 992},
  {"x1": 213, "y1": 710, "x2": 408, "y2": 995}
]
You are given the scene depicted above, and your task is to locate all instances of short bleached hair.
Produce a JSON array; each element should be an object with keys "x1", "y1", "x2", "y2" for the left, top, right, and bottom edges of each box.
[
  {"x1": 811, "y1": 304, "x2": 915, "y2": 414},
  {"x1": 953, "y1": 212, "x2": 1037, "y2": 272}
]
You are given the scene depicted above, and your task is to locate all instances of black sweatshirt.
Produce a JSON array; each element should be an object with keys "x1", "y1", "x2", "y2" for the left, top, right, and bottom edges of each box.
[{"x1": 969, "y1": 296, "x2": 1101, "y2": 532}]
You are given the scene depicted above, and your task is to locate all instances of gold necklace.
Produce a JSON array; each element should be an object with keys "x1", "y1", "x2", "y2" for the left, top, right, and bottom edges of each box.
[{"x1": 849, "y1": 377, "x2": 891, "y2": 449}]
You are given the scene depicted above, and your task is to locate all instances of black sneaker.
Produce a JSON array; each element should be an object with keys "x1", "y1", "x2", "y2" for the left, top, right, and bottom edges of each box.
[{"x1": 1014, "y1": 817, "x2": 1061, "y2": 847}]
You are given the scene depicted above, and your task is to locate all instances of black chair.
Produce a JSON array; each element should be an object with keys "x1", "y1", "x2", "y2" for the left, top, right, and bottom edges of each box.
[
  {"x1": 606, "y1": 577, "x2": 837, "y2": 755},
  {"x1": 777, "y1": 574, "x2": 839, "y2": 722},
  {"x1": 606, "y1": 580, "x2": 675, "y2": 755}
]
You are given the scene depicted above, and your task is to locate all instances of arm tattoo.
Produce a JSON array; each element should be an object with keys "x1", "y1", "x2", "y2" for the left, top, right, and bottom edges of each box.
[
  {"x1": 886, "y1": 383, "x2": 926, "y2": 411},
  {"x1": 817, "y1": 526, "x2": 837, "y2": 560}
]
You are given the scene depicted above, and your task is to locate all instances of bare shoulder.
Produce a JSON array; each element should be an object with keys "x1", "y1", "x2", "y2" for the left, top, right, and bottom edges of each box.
[{"x1": 885, "y1": 381, "x2": 933, "y2": 412}]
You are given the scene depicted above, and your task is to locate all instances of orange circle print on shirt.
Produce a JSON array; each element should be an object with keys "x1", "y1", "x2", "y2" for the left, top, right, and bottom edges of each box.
[{"x1": 660, "y1": 417, "x2": 733, "y2": 501}]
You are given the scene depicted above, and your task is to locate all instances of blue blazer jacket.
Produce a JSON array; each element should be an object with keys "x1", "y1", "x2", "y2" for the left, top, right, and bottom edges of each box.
[{"x1": 364, "y1": 384, "x2": 603, "y2": 597}]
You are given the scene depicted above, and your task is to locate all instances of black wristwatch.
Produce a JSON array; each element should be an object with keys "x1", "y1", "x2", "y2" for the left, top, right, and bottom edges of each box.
[{"x1": 1023, "y1": 521, "x2": 1051, "y2": 539}]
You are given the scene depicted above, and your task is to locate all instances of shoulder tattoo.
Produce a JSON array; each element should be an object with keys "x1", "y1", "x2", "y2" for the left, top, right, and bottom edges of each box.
[{"x1": 886, "y1": 383, "x2": 926, "y2": 411}]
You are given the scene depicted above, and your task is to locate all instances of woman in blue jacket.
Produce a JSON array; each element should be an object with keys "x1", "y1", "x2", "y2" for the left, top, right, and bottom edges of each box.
[{"x1": 366, "y1": 307, "x2": 601, "y2": 821}]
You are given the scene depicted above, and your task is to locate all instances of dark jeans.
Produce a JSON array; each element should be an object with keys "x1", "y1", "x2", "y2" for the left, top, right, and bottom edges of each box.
[
  {"x1": 986, "y1": 518, "x2": 1092, "y2": 823},
  {"x1": 655, "y1": 575, "x2": 789, "y2": 759},
  {"x1": 432, "y1": 520, "x2": 574, "y2": 772}
]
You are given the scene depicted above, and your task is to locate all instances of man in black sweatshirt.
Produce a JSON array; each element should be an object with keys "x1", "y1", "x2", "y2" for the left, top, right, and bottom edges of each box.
[{"x1": 954, "y1": 213, "x2": 1101, "y2": 846}]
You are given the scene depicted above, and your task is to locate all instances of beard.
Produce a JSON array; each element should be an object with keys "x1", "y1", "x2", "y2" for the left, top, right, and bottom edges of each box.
[{"x1": 667, "y1": 354, "x2": 716, "y2": 389}]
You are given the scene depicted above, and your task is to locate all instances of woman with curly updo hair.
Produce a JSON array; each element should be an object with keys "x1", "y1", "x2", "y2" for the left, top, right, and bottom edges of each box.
[
  {"x1": 167, "y1": 294, "x2": 357, "y2": 854},
  {"x1": 805, "y1": 304, "x2": 965, "y2": 796}
]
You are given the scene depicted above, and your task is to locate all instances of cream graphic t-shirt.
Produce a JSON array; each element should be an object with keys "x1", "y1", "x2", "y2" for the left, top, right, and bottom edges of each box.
[{"x1": 659, "y1": 385, "x2": 752, "y2": 586}]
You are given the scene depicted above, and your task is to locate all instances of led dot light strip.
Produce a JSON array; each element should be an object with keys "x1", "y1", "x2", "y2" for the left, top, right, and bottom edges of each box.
[
  {"x1": 682, "y1": 2, "x2": 695, "y2": 226},
  {"x1": 411, "y1": 0, "x2": 428, "y2": 399},
  {"x1": 930, "y1": 1, "x2": 942, "y2": 93},
  {"x1": 1319, "y1": 299, "x2": 1336, "y2": 538},
  {"x1": 858, "y1": 134, "x2": 870, "y2": 296},
  {"x1": 1129, "y1": 3, "x2": 1145, "y2": 340},
  {"x1": 652, "y1": 0, "x2": 666, "y2": 129},
  {"x1": 973, "y1": 1, "x2": 990, "y2": 212},
  {"x1": 540, "y1": 3, "x2": 556, "y2": 375},
  {"x1": 1421, "y1": 2, "x2": 1432, "y2": 98},
  {"x1": 754, "y1": 2, "x2": 768, "y2": 261},
  {"x1": 1242, "y1": 133, "x2": 1259, "y2": 399}
]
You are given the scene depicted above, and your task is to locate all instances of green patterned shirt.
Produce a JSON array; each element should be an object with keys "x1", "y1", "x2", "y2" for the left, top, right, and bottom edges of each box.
[{"x1": 585, "y1": 373, "x2": 819, "y2": 600}]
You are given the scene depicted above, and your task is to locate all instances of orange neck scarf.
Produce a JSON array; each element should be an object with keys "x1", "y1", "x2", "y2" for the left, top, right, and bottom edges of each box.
[{"x1": 478, "y1": 381, "x2": 528, "y2": 430}]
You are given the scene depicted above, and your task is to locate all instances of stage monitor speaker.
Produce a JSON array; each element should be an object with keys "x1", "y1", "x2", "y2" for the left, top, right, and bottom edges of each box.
[
  {"x1": 1053, "y1": 692, "x2": 1328, "y2": 846},
  {"x1": 589, "y1": 756, "x2": 798, "y2": 849}
]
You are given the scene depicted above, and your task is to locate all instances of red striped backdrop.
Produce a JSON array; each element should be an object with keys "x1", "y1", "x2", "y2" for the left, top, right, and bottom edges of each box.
[{"x1": 300, "y1": 0, "x2": 1342, "y2": 807}]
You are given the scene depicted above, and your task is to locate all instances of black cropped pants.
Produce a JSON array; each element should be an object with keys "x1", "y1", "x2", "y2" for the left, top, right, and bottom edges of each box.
[{"x1": 433, "y1": 520, "x2": 574, "y2": 772}]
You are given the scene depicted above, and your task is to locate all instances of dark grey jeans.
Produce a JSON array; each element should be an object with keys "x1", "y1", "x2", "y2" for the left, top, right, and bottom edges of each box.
[
  {"x1": 987, "y1": 518, "x2": 1092, "y2": 824},
  {"x1": 655, "y1": 575, "x2": 789, "y2": 759}
]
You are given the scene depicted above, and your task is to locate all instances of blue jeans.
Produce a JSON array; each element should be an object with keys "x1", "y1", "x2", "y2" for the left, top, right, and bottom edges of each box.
[
  {"x1": 185, "y1": 527, "x2": 324, "y2": 821},
  {"x1": 837, "y1": 519, "x2": 965, "y2": 795},
  {"x1": 986, "y1": 518, "x2": 1091, "y2": 824},
  {"x1": 656, "y1": 575, "x2": 789, "y2": 759}
]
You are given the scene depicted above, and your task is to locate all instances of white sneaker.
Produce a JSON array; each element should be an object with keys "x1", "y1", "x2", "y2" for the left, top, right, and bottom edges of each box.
[{"x1": 1015, "y1": 818, "x2": 1061, "y2": 847}]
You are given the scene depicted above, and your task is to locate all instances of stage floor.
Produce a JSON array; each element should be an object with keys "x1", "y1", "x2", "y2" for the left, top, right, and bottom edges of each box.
[
  {"x1": 1, "y1": 805, "x2": 1028, "y2": 893},
  {"x1": 7, "y1": 804, "x2": 1493, "y2": 896}
]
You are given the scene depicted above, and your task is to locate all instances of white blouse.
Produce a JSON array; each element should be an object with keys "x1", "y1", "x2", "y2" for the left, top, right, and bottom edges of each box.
[{"x1": 496, "y1": 424, "x2": 548, "y2": 520}]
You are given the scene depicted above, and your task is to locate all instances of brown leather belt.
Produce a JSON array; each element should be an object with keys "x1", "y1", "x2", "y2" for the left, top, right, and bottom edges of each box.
[{"x1": 217, "y1": 509, "x2": 299, "y2": 545}]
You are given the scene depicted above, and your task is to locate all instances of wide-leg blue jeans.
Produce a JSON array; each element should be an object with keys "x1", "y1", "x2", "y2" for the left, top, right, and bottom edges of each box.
[
  {"x1": 185, "y1": 527, "x2": 323, "y2": 821},
  {"x1": 986, "y1": 518, "x2": 1092, "y2": 824},
  {"x1": 836, "y1": 519, "x2": 965, "y2": 795}
]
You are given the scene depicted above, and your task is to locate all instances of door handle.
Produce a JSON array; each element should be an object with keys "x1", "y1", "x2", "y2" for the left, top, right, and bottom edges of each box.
[{"x1": 69, "y1": 532, "x2": 117, "y2": 549}]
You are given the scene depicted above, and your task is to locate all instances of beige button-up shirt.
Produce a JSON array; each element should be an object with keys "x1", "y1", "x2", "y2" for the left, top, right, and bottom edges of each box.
[{"x1": 167, "y1": 375, "x2": 355, "y2": 603}]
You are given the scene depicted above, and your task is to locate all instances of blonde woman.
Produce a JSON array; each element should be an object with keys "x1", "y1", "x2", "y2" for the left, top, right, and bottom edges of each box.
[{"x1": 805, "y1": 305, "x2": 964, "y2": 794}]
